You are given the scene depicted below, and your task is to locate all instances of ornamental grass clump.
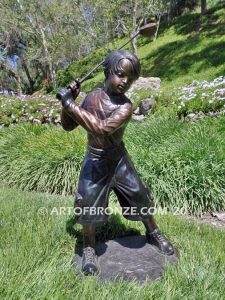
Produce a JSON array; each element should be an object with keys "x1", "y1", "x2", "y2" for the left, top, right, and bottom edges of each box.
[
  {"x1": 175, "y1": 76, "x2": 225, "y2": 117},
  {"x1": 0, "y1": 114, "x2": 224, "y2": 214},
  {"x1": 0, "y1": 124, "x2": 86, "y2": 195},
  {"x1": 125, "y1": 114, "x2": 225, "y2": 214}
]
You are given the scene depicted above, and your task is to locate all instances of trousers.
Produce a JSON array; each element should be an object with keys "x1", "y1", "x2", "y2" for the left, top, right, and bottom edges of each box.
[{"x1": 74, "y1": 142, "x2": 154, "y2": 225}]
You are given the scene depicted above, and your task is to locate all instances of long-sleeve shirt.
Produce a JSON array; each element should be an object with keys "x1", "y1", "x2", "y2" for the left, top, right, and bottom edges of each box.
[{"x1": 60, "y1": 88, "x2": 133, "y2": 148}]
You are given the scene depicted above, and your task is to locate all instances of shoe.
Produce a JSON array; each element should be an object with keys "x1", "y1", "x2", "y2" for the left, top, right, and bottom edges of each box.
[
  {"x1": 146, "y1": 229, "x2": 174, "y2": 255},
  {"x1": 82, "y1": 246, "x2": 99, "y2": 275}
]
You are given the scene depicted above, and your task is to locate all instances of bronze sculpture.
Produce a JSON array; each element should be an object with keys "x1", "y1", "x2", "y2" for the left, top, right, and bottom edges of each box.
[{"x1": 59, "y1": 50, "x2": 174, "y2": 276}]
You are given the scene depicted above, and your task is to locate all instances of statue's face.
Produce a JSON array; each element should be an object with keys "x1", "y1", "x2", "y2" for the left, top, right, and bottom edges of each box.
[{"x1": 105, "y1": 59, "x2": 136, "y2": 95}]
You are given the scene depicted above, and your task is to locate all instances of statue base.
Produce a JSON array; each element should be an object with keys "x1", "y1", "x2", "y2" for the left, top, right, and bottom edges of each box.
[{"x1": 71, "y1": 235, "x2": 178, "y2": 283}]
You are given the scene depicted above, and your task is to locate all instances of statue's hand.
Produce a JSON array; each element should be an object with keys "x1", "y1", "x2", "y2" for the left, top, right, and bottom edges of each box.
[
  {"x1": 68, "y1": 80, "x2": 80, "y2": 100},
  {"x1": 56, "y1": 80, "x2": 81, "y2": 108}
]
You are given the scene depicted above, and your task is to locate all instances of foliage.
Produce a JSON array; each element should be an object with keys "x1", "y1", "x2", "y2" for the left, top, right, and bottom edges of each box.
[
  {"x1": 0, "y1": 95, "x2": 62, "y2": 126},
  {"x1": 0, "y1": 0, "x2": 161, "y2": 93},
  {"x1": 125, "y1": 114, "x2": 225, "y2": 214},
  {"x1": 0, "y1": 0, "x2": 215, "y2": 93},
  {"x1": 174, "y1": 76, "x2": 225, "y2": 117},
  {"x1": 1, "y1": 184, "x2": 225, "y2": 299},
  {"x1": 0, "y1": 125, "x2": 86, "y2": 194},
  {"x1": 0, "y1": 114, "x2": 225, "y2": 214},
  {"x1": 73, "y1": 4, "x2": 225, "y2": 97},
  {"x1": 56, "y1": 48, "x2": 108, "y2": 89}
]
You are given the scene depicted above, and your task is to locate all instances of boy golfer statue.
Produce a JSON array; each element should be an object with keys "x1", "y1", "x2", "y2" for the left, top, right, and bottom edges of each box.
[{"x1": 60, "y1": 50, "x2": 174, "y2": 275}]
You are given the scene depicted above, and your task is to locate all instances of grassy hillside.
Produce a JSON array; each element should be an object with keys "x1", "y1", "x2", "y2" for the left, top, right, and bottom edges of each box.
[
  {"x1": 139, "y1": 5, "x2": 225, "y2": 90},
  {"x1": 57, "y1": 3, "x2": 225, "y2": 94}
]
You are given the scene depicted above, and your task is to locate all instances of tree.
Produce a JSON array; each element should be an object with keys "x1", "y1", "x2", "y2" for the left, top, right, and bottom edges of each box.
[
  {"x1": 0, "y1": 0, "x2": 89, "y2": 91},
  {"x1": 0, "y1": 0, "x2": 199, "y2": 93},
  {"x1": 1, "y1": 0, "x2": 169, "y2": 91},
  {"x1": 201, "y1": 0, "x2": 207, "y2": 15}
]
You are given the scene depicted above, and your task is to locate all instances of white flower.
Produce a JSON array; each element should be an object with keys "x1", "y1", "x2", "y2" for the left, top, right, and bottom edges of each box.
[
  {"x1": 215, "y1": 88, "x2": 225, "y2": 95},
  {"x1": 201, "y1": 93, "x2": 208, "y2": 97}
]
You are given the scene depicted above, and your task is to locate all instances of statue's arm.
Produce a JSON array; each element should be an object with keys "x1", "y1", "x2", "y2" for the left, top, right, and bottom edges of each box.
[
  {"x1": 59, "y1": 80, "x2": 82, "y2": 131},
  {"x1": 60, "y1": 108, "x2": 79, "y2": 131},
  {"x1": 64, "y1": 102, "x2": 132, "y2": 135}
]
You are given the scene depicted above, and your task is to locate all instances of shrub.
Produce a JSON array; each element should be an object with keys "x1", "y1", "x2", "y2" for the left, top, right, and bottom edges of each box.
[
  {"x1": 125, "y1": 114, "x2": 225, "y2": 214},
  {"x1": 0, "y1": 124, "x2": 86, "y2": 195},
  {"x1": 0, "y1": 115, "x2": 225, "y2": 214},
  {"x1": 56, "y1": 48, "x2": 108, "y2": 90},
  {"x1": 0, "y1": 95, "x2": 62, "y2": 126},
  {"x1": 174, "y1": 76, "x2": 225, "y2": 117}
]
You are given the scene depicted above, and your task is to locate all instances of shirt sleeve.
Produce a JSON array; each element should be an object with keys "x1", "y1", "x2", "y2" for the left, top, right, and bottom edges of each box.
[
  {"x1": 64, "y1": 102, "x2": 132, "y2": 135},
  {"x1": 60, "y1": 97, "x2": 86, "y2": 131},
  {"x1": 60, "y1": 108, "x2": 78, "y2": 131}
]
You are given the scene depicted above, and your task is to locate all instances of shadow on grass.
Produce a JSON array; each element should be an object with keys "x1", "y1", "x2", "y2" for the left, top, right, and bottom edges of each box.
[
  {"x1": 172, "y1": 5, "x2": 225, "y2": 37},
  {"x1": 66, "y1": 213, "x2": 141, "y2": 254},
  {"x1": 141, "y1": 38, "x2": 225, "y2": 80},
  {"x1": 140, "y1": 4, "x2": 225, "y2": 81}
]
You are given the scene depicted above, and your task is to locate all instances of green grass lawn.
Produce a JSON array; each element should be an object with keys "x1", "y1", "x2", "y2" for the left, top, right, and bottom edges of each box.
[{"x1": 1, "y1": 185, "x2": 225, "y2": 299}]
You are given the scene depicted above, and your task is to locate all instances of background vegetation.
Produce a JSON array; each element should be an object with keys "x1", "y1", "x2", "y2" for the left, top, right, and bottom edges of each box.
[
  {"x1": 0, "y1": 0, "x2": 224, "y2": 212},
  {"x1": 1, "y1": 0, "x2": 223, "y2": 94},
  {"x1": 0, "y1": 1, "x2": 225, "y2": 298},
  {"x1": 0, "y1": 113, "x2": 224, "y2": 214}
]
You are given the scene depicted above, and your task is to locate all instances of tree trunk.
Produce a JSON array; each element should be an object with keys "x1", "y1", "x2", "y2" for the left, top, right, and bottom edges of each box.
[
  {"x1": 22, "y1": 60, "x2": 34, "y2": 94},
  {"x1": 16, "y1": 73, "x2": 22, "y2": 96},
  {"x1": 167, "y1": 0, "x2": 173, "y2": 24},
  {"x1": 201, "y1": 0, "x2": 207, "y2": 15},
  {"x1": 130, "y1": 32, "x2": 137, "y2": 55},
  {"x1": 39, "y1": 27, "x2": 56, "y2": 88},
  {"x1": 154, "y1": 15, "x2": 161, "y2": 41},
  {"x1": 9, "y1": 69, "x2": 22, "y2": 96},
  {"x1": 131, "y1": 0, "x2": 138, "y2": 56},
  {"x1": 16, "y1": 1, "x2": 56, "y2": 89}
]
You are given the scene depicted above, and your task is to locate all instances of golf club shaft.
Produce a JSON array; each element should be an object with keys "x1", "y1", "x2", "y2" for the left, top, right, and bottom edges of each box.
[{"x1": 79, "y1": 30, "x2": 140, "y2": 84}]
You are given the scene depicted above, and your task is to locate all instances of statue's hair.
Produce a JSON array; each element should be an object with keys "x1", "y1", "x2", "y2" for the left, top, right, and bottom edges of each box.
[{"x1": 103, "y1": 50, "x2": 140, "y2": 80}]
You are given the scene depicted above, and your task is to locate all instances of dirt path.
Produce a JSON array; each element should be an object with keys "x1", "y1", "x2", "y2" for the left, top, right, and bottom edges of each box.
[{"x1": 185, "y1": 212, "x2": 225, "y2": 229}]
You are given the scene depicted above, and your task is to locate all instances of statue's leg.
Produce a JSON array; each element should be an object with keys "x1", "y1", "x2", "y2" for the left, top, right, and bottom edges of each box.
[
  {"x1": 83, "y1": 224, "x2": 96, "y2": 248},
  {"x1": 77, "y1": 145, "x2": 124, "y2": 274},
  {"x1": 82, "y1": 224, "x2": 100, "y2": 275},
  {"x1": 142, "y1": 216, "x2": 158, "y2": 232},
  {"x1": 113, "y1": 153, "x2": 174, "y2": 255}
]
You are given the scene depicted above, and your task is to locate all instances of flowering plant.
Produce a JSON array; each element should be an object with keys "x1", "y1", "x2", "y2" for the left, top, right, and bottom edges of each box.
[{"x1": 175, "y1": 76, "x2": 225, "y2": 117}]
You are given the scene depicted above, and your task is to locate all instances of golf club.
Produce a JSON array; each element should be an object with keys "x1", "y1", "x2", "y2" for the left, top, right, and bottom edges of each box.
[{"x1": 56, "y1": 23, "x2": 157, "y2": 101}]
